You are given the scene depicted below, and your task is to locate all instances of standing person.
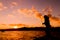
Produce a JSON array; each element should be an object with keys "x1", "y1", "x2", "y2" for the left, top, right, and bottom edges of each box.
[{"x1": 43, "y1": 15, "x2": 51, "y2": 38}]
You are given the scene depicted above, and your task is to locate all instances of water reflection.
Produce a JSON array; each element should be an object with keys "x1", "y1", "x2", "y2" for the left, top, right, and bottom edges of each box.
[{"x1": 0, "y1": 31, "x2": 45, "y2": 40}]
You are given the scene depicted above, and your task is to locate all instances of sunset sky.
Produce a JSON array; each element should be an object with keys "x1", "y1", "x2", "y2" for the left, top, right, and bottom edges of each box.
[{"x1": 0, "y1": 0, "x2": 60, "y2": 27}]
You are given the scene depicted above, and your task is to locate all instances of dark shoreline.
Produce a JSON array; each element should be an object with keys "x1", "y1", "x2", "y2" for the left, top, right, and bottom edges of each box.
[{"x1": 0, "y1": 27, "x2": 60, "y2": 31}]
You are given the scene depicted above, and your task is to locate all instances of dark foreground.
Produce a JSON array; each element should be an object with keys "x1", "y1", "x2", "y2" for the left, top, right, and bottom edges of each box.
[{"x1": 0, "y1": 27, "x2": 60, "y2": 40}]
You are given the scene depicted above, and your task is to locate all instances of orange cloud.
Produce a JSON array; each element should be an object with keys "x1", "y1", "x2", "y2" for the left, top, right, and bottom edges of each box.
[
  {"x1": 0, "y1": 6, "x2": 60, "y2": 27},
  {"x1": 17, "y1": 6, "x2": 42, "y2": 18},
  {"x1": 0, "y1": 2, "x2": 3, "y2": 11},
  {"x1": 7, "y1": 14, "x2": 15, "y2": 18},
  {"x1": 8, "y1": 6, "x2": 60, "y2": 27},
  {"x1": 31, "y1": 6, "x2": 42, "y2": 17},
  {"x1": 0, "y1": 2, "x2": 8, "y2": 11},
  {"x1": 17, "y1": 8, "x2": 28, "y2": 13},
  {"x1": 50, "y1": 19, "x2": 60, "y2": 27},
  {"x1": 10, "y1": 2, "x2": 18, "y2": 8},
  {"x1": 42, "y1": 6, "x2": 52, "y2": 15},
  {"x1": 49, "y1": 15, "x2": 60, "y2": 27},
  {"x1": 0, "y1": 2, "x2": 3, "y2": 7},
  {"x1": 17, "y1": 8, "x2": 33, "y2": 17},
  {"x1": 31, "y1": 6, "x2": 60, "y2": 27}
]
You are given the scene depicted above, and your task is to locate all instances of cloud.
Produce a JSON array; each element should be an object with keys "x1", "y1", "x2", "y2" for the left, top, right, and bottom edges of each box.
[
  {"x1": 0, "y1": 2, "x2": 3, "y2": 7},
  {"x1": 0, "y1": 2, "x2": 4, "y2": 11},
  {"x1": 31, "y1": 6, "x2": 42, "y2": 17},
  {"x1": 42, "y1": 6, "x2": 52, "y2": 15},
  {"x1": 17, "y1": 8, "x2": 32, "y2": 17},
  {"x1": 17, "y1": 8, "x2": 28, "y2": 14},
  {"x1": 31, "y1": 6, "x2": 60, "y2": 27},
  {"x1": 7, "y1": 14, "x2": 15, "y2": 18},
  {"x1": 0, "y1": 6, "x2": 60, "y2": 27},
  {"x1": 0, "y1": 2, "x2": 8, "y2": 11},
  {"x1": 10, "y1": 2, "x2": 18, "y2": 8},
  {"x1": 0, "y1": 13, "x2": 20, "y2": 24},
  {"x1": 50, "y1": 18, "x2": 60, "y2": 27},
  {"x1": 17, "y1": 6, "x2": 42, "y2": 18},
  {"x1": 48, "y1": 14, "x2": 60, "y2": 27}
]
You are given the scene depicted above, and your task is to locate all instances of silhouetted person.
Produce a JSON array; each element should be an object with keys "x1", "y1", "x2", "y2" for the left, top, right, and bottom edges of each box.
[
  {"x1": 43, "y1": 15, "x2": 51, "y2": 37},
  {"x1": 34, "y1": 15, "x2": 52, "y2": 40}
]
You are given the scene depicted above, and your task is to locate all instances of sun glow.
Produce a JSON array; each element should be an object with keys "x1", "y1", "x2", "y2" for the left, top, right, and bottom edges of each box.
[{"x1": 14, "y1": 26, "x2": 18, "y2": 29}]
